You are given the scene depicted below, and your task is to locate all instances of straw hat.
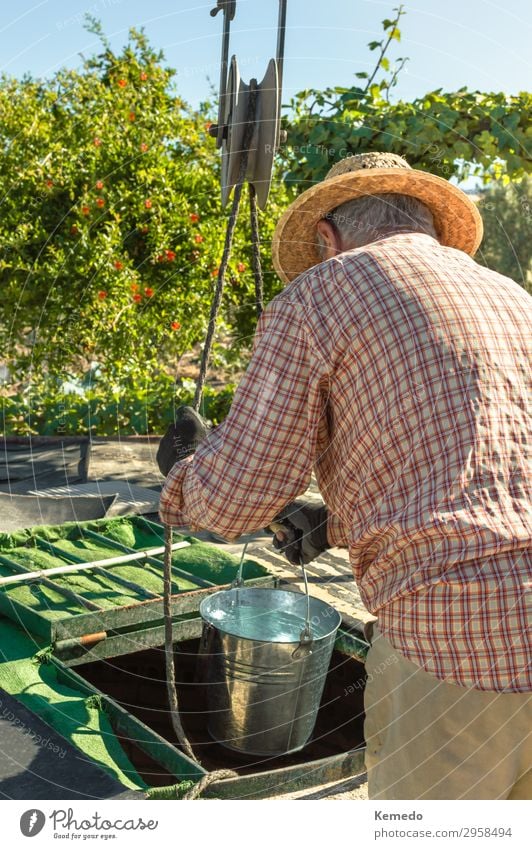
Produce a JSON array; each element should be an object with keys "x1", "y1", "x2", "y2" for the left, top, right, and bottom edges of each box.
[{"x1": 272, "y1": 152, "x2": 483, "y2": 284}]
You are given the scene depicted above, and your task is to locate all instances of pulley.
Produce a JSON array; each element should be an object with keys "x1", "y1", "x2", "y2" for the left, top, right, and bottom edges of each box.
[{"x1": 209, "y1": 0, "x2": 288, "y2": 209}]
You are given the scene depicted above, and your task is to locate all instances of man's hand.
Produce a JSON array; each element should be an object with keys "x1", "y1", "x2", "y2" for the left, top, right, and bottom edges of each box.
[
  {"x1": 271, "y1": 499, "x2": 329, "y2": 565},
  {"x1": 156, "y1": 406, "x2": 210, "y2": 477}
]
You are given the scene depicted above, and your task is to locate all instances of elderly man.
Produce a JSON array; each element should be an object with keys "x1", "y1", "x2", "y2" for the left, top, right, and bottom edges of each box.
[{"x1": 158, "y1": 152, "x2": 531, "y2": 800}]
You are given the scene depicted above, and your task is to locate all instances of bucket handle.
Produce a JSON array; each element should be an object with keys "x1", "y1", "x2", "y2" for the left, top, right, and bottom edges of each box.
[
  {"x1": 292, "y1": 554, "x2": 313, "y2": 657},
  {"x1": 231, "y1": 540, "x2": 249, "y2": 588}
]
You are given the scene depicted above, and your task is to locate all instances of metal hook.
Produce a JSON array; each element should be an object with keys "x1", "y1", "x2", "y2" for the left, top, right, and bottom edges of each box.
[{"x1": 210, "y1": 0, "x2": 236, "y2": 19}]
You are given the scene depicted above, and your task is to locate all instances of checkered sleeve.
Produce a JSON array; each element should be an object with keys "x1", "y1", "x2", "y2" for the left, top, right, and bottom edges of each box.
[{"x1": 158, "y1": 296, "x2": 329, "y2": 539}]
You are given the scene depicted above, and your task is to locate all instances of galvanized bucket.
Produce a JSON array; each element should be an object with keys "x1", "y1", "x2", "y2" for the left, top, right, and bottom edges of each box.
[{"x1": 199, "y1": 587, "x2": 341, "y2": 756}]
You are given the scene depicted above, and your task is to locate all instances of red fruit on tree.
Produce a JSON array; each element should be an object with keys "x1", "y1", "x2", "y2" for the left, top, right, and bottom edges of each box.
[
  {"x1": 171, "y1": 321, "x2": 181, "y2": 331},
  {"x1": 95, "y1": 180, "x2": 104, "y2": 190},
  {"x1": 144, "y1": 287, "x2": 154, "y2": 297},
  {"x1": 132, "y1": 293, "x2": 142, "y2": 303},
  {"x1": 189, "y1": 213, "x2": 200, "y2": 223},
  {"x1": 140, "y1": 71, "x2": 148, "y2": 81},
  {"x1": 45, "y1": 179, "x2": 53, "y2": 189},
  {"x1": 70, "y1": 225, "x2": 79, "y2": 235},
  {"x1": 113, "y1": 260, "x2": 124, "y2": 271},
  {"x1": 117, "y1": 78, "x2": 127, "y2": 88},
  {"x1": 93, "y1": 137, "x2": 102, "y2": 147},
  {"x1": 96, "y1": 197, "x2": 105, "y2": 208},
  {"x1": 129, "y1": 112, "x2": 136, "y2": 122},
  {"x1": 98, "y1": 291, "x2": 107, "y2": 300},
  {"x1": 140, "y1": 142, "x2": 148, "y2": 152},
  {"x1": 130, "y1": 282, "x2": 139, "y2": 292},
  {"x1": 81, "y1": 205, "x2": 90, "y2": 216},
  {"x1": 194, "y1": 234, "x2": 204, "y2": 244},
  {"x1": 144, "y1": 199, "x2": 152, "y2": 209},
  {"x1": 237, "y1": 262, "x2": 246, "y2": 272},
  {"x1": 165, "y1": 250, "x2": 176, "y2": 262}
]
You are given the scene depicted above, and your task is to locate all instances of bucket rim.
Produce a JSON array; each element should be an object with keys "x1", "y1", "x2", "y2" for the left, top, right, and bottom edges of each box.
[{"x1": 199, "y1": 586, "x2": 342, "y2": 644}]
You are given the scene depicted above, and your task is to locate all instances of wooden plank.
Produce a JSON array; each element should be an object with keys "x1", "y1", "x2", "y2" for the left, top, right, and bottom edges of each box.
[
  {"x1": 334, "y1": 628, "x2": 369, "y2": 662},
  {"x1": 30, "y1": 536, "x2": 176, "y2": 599}
]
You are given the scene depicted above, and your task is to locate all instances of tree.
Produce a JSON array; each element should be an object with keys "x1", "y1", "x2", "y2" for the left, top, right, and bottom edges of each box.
[
  {"x1": 477, "y1": 177, "x2": 532, "y2": 292},
  {"x1": 0, "y1": 24, "x2": 289, "y2": 404}
]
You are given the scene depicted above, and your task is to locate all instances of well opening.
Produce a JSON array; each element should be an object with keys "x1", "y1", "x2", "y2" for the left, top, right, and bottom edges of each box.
[{"x1": 77, "y1": 638, "x2": 367, "y2": 786}]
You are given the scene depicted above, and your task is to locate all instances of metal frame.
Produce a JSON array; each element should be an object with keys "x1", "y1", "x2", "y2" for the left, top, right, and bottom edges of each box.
[{"x1": 48, "y1": 624, "x2": 367, "y2": 798}]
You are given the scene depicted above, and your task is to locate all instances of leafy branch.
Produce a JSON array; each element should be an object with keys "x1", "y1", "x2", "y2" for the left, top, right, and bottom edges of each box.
[{"x1": 356, "y1": 5, "x2": 407, "y2": 98}]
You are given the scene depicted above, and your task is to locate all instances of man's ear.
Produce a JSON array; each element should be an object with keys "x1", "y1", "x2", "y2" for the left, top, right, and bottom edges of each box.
[{"x1": 316, "y1": 219, "x2": 342, "y2": 259}]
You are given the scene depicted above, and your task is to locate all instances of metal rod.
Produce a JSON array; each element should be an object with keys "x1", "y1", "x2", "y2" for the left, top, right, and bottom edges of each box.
[
  {"x1": 0, "y1": 541, "x2": 191, "y2": 587},
  {"x1": 35, "y1": 537, "x2": 162, "y2": 600},
  {"x1": 275, "y1": 0, "x2": 288, "y2": 149},
  {"x1": 0, "y1": 554, "x2": 104, "y2": 611},
  {"x1": 276, "y1": 0, "x2": 288, "y2": 95},
  {"x1": 212, "y1": 0, "x2": 237, "y2": 147}
]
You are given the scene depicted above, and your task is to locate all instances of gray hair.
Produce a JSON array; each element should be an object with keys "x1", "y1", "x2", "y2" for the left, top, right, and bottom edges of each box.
[{"x1": 318, "y1": 193, "x2": 437, "y2": 255}]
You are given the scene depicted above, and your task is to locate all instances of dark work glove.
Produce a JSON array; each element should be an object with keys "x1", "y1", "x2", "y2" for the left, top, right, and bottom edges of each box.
[
  {"x1": 271, "y1": 499, "x2": 329, "y2": 565},
  {"x1": 156, "y1": 406, "x2": 210, "y2": 476}
]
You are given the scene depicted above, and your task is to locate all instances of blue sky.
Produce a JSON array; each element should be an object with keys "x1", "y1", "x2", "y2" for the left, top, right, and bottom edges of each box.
[{"x1": 1, "y1": 0, "x2": 530, "y2": 109}]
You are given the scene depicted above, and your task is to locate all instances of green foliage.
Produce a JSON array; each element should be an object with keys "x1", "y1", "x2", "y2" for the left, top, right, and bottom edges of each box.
[
  {"x1": 282, "y1": 6, "x2": 531, "y2": 188},
  {"x1": 477, "y1": 177, "x2": 532, "y2": 292},
  {"x1": 0, "y1": 24, "x2": 288, "y2": 405},
  {"x1": 284, "y1": 86, "x2": 531, "y2": 188},
  {"x1": 1, "y1": 369, "x2": 236, "y2": 436}
]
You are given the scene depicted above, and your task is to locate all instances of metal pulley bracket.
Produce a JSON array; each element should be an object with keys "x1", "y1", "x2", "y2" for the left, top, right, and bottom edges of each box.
[
  {"x1": 221, "y1": 56, "x2": 279, "y2": 209},
  {"x1": 209, "y1": 0, "x2": 287, "y2": 209}
]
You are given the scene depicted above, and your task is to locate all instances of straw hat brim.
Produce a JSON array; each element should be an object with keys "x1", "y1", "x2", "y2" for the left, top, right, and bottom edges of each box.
[{"x1": 272, "y1": 168, "x2": 484, "y2": 284}]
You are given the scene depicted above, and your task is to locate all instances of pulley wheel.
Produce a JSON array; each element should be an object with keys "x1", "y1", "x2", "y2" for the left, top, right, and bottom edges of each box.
[{"x1": 221, "y1": 56, "x2": 280, "y2": 209}]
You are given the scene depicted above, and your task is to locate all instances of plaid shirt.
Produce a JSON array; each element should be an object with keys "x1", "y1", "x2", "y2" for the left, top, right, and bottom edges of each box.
[{"x1": 160, "y1": 232, "x2": 532, "y2": 693}]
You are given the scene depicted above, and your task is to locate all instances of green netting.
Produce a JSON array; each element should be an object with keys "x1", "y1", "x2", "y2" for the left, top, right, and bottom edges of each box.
[
  {"x1": 170, "y1": 542, "x2": 266, "y2": 585},
  {"x1": 1, "y1": 546, "x2": 144, "y2": 609},
  {"x1": 0, "y1": 517, "x2": 269, "y2": 603},
  {"x1": 0, "y1": 561, "x2": 86, "y2": 617},
  {"x1": 0, "y1": 617, "x2": 147, "y2": 790}
]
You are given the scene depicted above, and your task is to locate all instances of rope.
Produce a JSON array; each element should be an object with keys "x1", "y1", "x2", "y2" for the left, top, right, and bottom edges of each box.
[
  {"x1": 182, "y1": 768, "x2": 238, "y2": 800},
  {"x1": 163, "y1": 523, "x2": 197, "y2": 763},
  {"x1": 193, "y1": 79, "x2": 259, "y2": 413},
  {"x1": 249, "y1": 183, "x2": 264, "y2": 318}
]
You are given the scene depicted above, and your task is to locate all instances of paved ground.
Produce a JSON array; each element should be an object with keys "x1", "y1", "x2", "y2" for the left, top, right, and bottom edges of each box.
[{"x1": 88, "y1": 438, "x2": 372, "y2": 800}]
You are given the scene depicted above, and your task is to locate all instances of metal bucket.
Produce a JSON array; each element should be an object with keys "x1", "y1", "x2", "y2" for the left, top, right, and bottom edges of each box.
[{"x1": 199, "y1": 587, "x2": 341, "y2": 756}]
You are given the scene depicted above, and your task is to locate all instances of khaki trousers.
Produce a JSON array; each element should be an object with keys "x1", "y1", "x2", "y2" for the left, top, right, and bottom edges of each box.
[{"x1": 363, "y1": 624, "x2": 532, "y2": 800}]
